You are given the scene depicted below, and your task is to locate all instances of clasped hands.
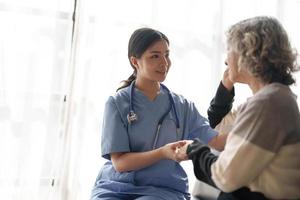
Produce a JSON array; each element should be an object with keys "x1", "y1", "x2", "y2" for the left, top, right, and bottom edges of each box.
[{"x1": 161, "y1": 140, "x2": 194, "y2": 162}]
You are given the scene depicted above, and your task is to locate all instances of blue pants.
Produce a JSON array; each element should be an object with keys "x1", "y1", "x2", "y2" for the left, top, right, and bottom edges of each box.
[{"x1": 91, "y1": 194, "x2": 165, "y2": 200}]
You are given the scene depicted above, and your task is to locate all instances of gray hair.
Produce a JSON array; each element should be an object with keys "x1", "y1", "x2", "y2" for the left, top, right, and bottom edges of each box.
[{"x1": 227, "y1": 16, "x2": 299, "y2": 85}]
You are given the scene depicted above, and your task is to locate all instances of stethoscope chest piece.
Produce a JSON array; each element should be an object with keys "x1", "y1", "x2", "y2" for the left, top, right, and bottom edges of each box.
[
  {"x1": 127, "y1": 110, "x2": 137, "y2": 124},
  {"x1": 127, "y1": 81, "x2": 180, "y2": 149}
]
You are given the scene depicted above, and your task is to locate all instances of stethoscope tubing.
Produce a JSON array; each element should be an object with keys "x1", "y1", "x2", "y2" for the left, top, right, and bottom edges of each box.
[{"x1": 127, "y1": 81, "x2": 180, "y2": 149}]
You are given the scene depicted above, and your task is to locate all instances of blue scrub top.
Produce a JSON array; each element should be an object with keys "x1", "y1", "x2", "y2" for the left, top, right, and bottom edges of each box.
[{"x1": 95, "y1": 83, "x2": 218, "y2": 199}]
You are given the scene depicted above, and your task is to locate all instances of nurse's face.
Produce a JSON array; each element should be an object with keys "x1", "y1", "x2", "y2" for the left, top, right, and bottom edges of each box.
[{"x1": 132, "y1": 39, "x2": 171, "y2": 83}]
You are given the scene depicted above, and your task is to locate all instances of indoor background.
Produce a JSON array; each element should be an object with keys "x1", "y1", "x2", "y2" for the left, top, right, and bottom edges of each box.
[{"x1": 0, "y1": 0, "x2": 299, "y2": 199}]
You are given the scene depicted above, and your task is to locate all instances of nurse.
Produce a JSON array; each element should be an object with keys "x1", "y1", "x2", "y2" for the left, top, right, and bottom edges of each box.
[{"x1": 90, "y1": 27, "x2": 226, "y2": 200}]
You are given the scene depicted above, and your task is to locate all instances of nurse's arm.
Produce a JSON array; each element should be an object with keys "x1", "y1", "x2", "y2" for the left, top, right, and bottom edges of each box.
[{"x1": 110, "y1": 141, "x2": 186, "y2": 173}]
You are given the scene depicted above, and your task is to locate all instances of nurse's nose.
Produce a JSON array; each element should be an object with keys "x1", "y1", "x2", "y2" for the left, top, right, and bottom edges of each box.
[{"x1": 161, "y1": 56, "x2": 169, "y2": 67}]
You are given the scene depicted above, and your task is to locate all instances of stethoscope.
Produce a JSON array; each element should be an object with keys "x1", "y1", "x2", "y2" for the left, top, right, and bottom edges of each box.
[{"x1": 127, "y1": 81, "x2": 180, "y2": 149}]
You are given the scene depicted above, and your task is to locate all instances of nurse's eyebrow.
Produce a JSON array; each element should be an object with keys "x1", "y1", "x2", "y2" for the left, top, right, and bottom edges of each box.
[{"x1": 149, "y1": 50, "x2": 169, "y2": 54}]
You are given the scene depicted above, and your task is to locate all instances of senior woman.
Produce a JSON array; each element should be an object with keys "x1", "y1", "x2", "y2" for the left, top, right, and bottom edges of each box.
[{"x1": 178, "y1": 16, "x2": 300, "y2": 200}]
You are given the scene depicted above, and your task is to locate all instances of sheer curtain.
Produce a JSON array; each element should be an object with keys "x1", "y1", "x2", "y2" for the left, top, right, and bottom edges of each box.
[
  {"x1": 0, "y1": 0, "x2": 74, "y2": 199},
  {"x1": 1, "y1": 0, "x2": 300, "y2": 200}
]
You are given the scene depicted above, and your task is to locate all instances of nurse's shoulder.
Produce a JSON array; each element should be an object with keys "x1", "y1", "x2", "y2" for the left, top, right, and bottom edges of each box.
[
  {"x1": 104, "y1": 87, "x2": 130, "y2": 124},
  {"x1": 170, "y1": 91, "x2": 198, "y2": 113}
]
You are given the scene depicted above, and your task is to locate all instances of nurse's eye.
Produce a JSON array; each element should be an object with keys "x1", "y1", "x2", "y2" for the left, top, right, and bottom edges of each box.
[{"x1": 150, "y1": 54, "x2": 159, "y2": 59}]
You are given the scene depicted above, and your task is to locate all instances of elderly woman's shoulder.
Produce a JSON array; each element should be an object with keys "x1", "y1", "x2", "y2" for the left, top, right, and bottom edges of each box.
[{"x1": 246, "y1": 83, "x2": 298, "y2": 111}]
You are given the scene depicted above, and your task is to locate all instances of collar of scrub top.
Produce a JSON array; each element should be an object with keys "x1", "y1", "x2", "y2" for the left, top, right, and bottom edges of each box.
[{"x1": 127, "y1": 81, "x2": 180, "y2": 149}]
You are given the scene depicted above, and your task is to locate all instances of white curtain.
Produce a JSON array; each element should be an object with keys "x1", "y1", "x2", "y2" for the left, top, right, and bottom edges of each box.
[
  {"x1": 0, "y1": 0, "x2": 74, "y2": 199},
  {"x1": 1, "y1": 0, "x2": 300, "y2": 200}
]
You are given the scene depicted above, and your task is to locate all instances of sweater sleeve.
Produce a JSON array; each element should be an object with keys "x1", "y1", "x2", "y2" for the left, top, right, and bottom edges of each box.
[
  {"x1": 187, "y1": 139, "x2": 218, "y2": 188},
  {"x1": 211, "y1": 99, "x2": 279, "y2": 192},
  {"x1": 208, "y1": 81, "x2": 235, "y2": 128}
]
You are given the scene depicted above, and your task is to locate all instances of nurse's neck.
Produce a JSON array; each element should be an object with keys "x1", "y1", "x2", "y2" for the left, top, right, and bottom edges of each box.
[{"x1": 135, "y1": 78, "x2": 160, "y2": 101}]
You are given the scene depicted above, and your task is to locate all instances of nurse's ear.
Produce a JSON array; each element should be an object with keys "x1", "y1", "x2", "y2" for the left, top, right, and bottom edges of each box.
[{"x1": 130, "y1": 56, "x2": 139, "y2": 70}]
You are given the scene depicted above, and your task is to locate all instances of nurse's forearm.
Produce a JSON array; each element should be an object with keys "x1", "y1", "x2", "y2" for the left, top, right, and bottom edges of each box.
[
  {"x1": 111, "y1": 149, "x2": 165, "y2": 172},
  {"x1": 111, "y1": 141, "x2": 186, "y2": 173}
]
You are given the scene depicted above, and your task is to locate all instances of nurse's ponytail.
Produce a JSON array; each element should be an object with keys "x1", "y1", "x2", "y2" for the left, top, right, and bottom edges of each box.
[
  {"x1": 117, "y1": 72, "x2": 136, "y2": 91},
  {"x1": 116, "y1": 27, "x2": 169, "y2": 92}
]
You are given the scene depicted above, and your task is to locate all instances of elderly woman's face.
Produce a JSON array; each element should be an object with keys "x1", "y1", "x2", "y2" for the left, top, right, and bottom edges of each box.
[{"x1": 225, "y1": 48, "x2": 240, "y2": 83}]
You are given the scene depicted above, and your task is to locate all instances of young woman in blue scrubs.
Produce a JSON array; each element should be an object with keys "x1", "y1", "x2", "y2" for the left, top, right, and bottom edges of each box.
[{"x1": 90, "y1": 27, "x2": 226, "y2": 200}]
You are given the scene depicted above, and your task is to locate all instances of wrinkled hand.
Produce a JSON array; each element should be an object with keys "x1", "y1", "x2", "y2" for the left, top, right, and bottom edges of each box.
[
  {"x1": 222, "y1": 67, "x2": 234, "y2": 91},
  {"x1": 175, "y1": 140, "x2": 193, "y2": 162},
  {"x1": 161, "y1": 140, "x2": 187, "y2": 162}
]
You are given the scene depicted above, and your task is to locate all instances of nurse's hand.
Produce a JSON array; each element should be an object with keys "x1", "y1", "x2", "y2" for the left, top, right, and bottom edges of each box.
[
  {"x1": 175, "y1": 140, "x2": 193, "y2": 162},
  {"x1": 161, "y1": 141, "x2": 187, "y2": 162}
]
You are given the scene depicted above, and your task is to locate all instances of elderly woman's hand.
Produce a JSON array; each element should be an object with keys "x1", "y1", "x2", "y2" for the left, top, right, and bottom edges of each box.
[
  {"x1": 222, "y1": 67, "x2": 234, "y2": 91},
  {"x1": 175, "y1": 140, "x2": 194, "y2": 162},
  {"x1": 160, "y1": 140, "x2": 187, "y2": 162}
]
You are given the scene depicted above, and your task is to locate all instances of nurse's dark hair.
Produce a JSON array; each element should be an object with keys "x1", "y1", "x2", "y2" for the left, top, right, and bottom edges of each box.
[
  {"x1": 116, "y1": 27, "x2": 169, "y2": 91},
  {"x1": 227, "y1": 16, "x2": 299, "y2": 85}
]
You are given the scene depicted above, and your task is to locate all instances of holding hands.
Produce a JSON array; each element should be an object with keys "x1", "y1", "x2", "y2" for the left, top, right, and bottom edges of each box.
[{"x1": 161, "y1": 140, "x2": 193, "y2": 162}]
